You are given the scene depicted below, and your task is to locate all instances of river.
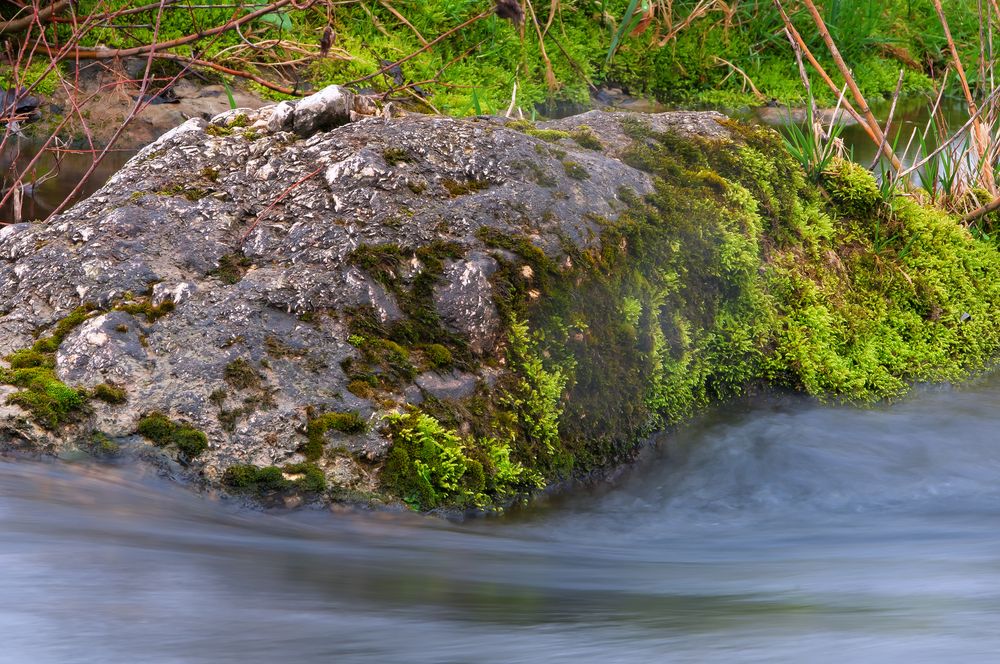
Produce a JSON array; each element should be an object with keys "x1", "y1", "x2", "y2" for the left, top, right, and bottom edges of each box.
[{"x1": 3, "y1": 368, "x2": 1000, "y2": 662}]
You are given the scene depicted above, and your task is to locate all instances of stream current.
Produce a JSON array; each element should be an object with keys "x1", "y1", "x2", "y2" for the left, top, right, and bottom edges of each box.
[{"x1": 3, "y1": 369, "x2": 1000, "y2": 662}]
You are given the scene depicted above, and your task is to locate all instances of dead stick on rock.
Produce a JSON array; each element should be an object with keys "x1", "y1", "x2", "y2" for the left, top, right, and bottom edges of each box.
[{"x1": 241, "y1": 166, "x2": 325, "y2": 242}]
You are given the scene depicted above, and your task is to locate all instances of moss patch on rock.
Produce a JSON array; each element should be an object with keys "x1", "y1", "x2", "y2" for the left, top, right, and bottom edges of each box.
[
  {"x1": 0, "y1": 306, "x2": 96, "y2": 429},
  {"x1": 223, "y1": 462, "x2": 327, "y2": 495},
  {"x1": 137, "y1": 412, "x2": 208, "y2": 459},
  {"x1": 302, "y1": 410, "x2": 367, "y2": 461}
]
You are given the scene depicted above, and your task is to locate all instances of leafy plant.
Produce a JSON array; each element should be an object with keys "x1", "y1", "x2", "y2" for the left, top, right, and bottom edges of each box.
[{"x1": 779, "y1": 98, "x2": 847, "y2": 181}]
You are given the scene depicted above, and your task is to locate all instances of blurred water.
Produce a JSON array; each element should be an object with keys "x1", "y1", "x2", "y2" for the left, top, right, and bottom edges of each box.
[{"x1": 3, "y1": 370, "x2": 1000, "y2": 662}]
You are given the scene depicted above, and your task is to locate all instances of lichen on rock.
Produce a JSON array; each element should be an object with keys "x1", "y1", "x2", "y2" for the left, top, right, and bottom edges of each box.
[{"x1": 2, "y1": 86, "x2": 1000, "y2": 513}]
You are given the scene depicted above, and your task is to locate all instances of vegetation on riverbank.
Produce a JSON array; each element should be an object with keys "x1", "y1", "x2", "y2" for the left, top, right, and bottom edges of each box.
[{"x1": 0, "y1": 0, "x2": 983, "y2": 115}]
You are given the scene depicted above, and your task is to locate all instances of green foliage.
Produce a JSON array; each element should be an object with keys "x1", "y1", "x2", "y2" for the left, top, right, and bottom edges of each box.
[
  {"x1": 380, "y1": 411, "x2": 540, "y2": 511},
  {"x1": 44, "y1": 0, "x2": 962, "y2": 115},
  {"x1": 137, "y1": 412, "x2": 208, "y2": 459},
  {"x1": 503, "y1": 319, "x2": 568, "y2": 460},
  {"x1": 0, "y1": 60, "x2": 61, "y2": 96},
  {"x1": 381, "y1": 411, "x2": 475, "y2": 510},
  {"x1": 779, "y1": 99, "x2": 847, "y2": 182}
]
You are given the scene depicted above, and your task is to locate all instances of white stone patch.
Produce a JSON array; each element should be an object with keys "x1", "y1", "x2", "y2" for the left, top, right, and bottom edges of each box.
[
  {"x1": 152, "y1": 282, "x2": 197, "y2": 307},
  {"x1": 325, "y1": 154, "x2": 366, "y2": 185}
]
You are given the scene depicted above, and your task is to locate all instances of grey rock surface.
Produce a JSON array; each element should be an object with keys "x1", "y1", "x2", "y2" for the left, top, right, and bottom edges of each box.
[{"x1": 0, "y1": 87, "x2": 730, "y2": 498}]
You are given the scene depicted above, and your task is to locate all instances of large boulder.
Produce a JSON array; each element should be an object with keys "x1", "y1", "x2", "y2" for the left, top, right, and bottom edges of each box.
[{"x1": 3, "y1": 87, "x2": 997, "y2": 512}]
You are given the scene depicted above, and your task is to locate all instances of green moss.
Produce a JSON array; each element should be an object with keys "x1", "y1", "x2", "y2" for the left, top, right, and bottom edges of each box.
[
  {"x1": 441, "y1": 178, "x2": 489, "y2": 197},
  {"x1": 116, "y1": 298, "x2": 175, "y2": 322},
  {"x1": 822, "y1": 158, "x2": 882, "y2": 216},
  {"x1": 562, "y1": 160, "x2": 590, "y2": 180},
  {"x1": 224, "y1": 358, "x2": 262, "y2": 390},
  {"x1": 136, "y1": 412, "x2": 208, "y2": 459},
  {"x1": 0, "y1": 306, "x2": 96, "y2": 429},
  {"x1": 199, "y1": 166, "x2": 220, "y2": 182},
  {"x1": 264, "y1": 335, "x2": 307, "y2": 358},
  {"x1": 7, "y1": 348, "x2": 53, "y2": 370},
  {"x1": 205, "y1": 124, "x2": 233, "y2": 137},
  {"x1": 345, "y1": 241, "x2": 470, "y2": 387},
  {"x1": 87, "y1": 431, "x2": 120, "y2": 457},
  {"x1": 223, "y1": 462, "x2": 326, "y2": 494},
  {"x1": 282, "y1": 462, "x2": 327, "y2": 493},
  {"x1": 228, "y1": 113, "x2": 250, "y2": 128},
  {"x1": 136, "y1": 412, "x2": 175, "y2": 443},
  {"x1": 347, "y1": 379, "x2": 377, "y2": 399},
  {"x1": 383, "y1": 147, "x2": 413, "y2": 165},
  {"x1": 303, "y1": 411, "x2": 367, "y2": 461},
  {"x1": 209, "y1": 252, "x2": 252, "y2": 284},
  {"x1": 525, "y1": 128, "x2": 571, "y2": 142},
  {"x1": 570, "y1": 125, "x2": 604, "y2": 151},
  {"x1": 5, "y1": 374, "x2": 86, "y2": 430},
  {"x1": 156, "y1": 184, "x2": 210, "y2": 201},
  {"x1": 92, "y1": 383, "x2": 127, "y2": 404},
  {"x1": 420, "y1": 343, "x2": 453, "y2": 369}
]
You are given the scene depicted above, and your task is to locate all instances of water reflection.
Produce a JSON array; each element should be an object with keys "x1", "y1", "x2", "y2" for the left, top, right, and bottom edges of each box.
[{"x1": 0, "y1": 137, "x2": 135, "y2": 224}]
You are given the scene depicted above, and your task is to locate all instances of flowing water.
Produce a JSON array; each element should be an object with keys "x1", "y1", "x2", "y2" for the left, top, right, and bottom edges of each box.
[
  {"x1": 1, "y1": 98, "x2": 997, "y2": 661},
  {"x1": 4, "y1": 369, "x2": 1000, "y2": 662}
]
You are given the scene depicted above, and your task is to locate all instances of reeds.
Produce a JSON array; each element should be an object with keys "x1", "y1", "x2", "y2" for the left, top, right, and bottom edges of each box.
[{"x1": 773, "y1": 0, "x2": 1000, "y2": 228}]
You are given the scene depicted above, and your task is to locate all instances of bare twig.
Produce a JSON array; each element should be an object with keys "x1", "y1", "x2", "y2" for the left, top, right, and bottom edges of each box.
[
  {"x1": 240, "y1": 166, "x2": 324, "y2": 241},
  {"x1": 869, "y1": 69, "x2": 905, "y2": 171},
  {"x1": 798, "y1": 0, "x2": 899, "y2": 170}
]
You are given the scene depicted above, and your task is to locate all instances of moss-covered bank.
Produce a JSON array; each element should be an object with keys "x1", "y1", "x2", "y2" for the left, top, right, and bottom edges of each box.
[{"x1": 372, "y1": 116, "x2": 1000, "y2": 511}]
